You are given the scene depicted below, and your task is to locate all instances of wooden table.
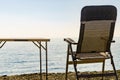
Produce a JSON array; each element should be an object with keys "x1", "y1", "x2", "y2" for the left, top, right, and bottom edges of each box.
[{"x1": 0, "y1": 38, "x2": 50, "y2": 80}]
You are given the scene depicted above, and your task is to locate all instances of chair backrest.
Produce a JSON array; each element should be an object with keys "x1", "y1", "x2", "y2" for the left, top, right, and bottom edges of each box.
[{"x1": 77, "y1": 5, "x2": 117, "y2": 53}]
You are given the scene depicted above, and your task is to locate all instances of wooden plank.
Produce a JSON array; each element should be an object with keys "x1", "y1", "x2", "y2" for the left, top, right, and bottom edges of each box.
[
  {"x1": 78, "y1": 73, "x2": 115, "y2": 78},
  {"x1": 68, "y1": 59, "x2": 105, "y2": 64}
]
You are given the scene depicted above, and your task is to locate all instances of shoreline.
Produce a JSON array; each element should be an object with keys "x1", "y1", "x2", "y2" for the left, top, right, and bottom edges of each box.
[{"x1": 0, "y1": 70, "x2": 120, "y2": 80}]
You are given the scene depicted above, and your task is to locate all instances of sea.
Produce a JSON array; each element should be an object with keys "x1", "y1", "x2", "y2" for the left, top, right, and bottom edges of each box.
[{"x1": 0, "y1": 37, "x2": 120, "y2": 76}]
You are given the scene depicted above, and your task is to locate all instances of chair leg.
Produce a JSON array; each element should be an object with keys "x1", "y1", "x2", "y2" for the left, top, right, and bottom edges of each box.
[
  {"x1": 71, "y1": 54, "x2": 78, "y2": 80},
  {"x1": 65, "y1": 45, "x2": 70, "y2": 80},
  {"x1": 111, "y1": 58, "x2": 118, "y2": 80},
  {"x1": 73, "y1": 60, "x2": 79, "y2": 80},
  {"x1": 65, "y1": 55, "x2": 69, "y2": 80},
  {"x1": 102, "y1": 61, "x2": 105, "y2": 80},
  {"x1": 71, "y1": 56, "x2": 79, "y2": 80},
  {"x1": 69, "y1": 45, "x2": 79, "y2": 80}
]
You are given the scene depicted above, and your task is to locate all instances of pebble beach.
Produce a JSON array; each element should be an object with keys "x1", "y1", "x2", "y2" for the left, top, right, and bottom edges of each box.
[{"x1": 0, "y1": 70, "x2": 120, "y2": 80}]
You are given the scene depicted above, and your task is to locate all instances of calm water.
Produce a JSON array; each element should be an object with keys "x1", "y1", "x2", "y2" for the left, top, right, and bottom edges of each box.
[{"x1": 0, "y1": 37, "x2": 120, "y2": 75}]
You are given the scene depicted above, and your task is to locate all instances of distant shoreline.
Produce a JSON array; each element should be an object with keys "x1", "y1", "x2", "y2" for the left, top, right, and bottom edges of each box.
[{"x1": 0, "y1": 70, "x2": 120, "y2": 80}]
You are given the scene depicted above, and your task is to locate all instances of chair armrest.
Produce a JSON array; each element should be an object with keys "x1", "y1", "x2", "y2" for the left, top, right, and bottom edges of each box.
[
  {"x1": 64, "y1": 38, "x2": 77, "y2": 44},
  {"x1": 101, "y1": 37, "x2": 115, "y2": 43},
  {"x1": 111, "y1": 40, "x2": 115, "y2": 43}
]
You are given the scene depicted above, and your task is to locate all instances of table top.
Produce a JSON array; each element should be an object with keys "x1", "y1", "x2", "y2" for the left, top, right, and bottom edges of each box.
[{"x1": 0, "y1": 38, "x2": 50, "y2": 41}]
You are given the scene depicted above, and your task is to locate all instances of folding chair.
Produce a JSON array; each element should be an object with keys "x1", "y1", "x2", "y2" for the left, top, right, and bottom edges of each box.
[{"x1": 64, "y1": 5, "x2": 118, "y2": 80}]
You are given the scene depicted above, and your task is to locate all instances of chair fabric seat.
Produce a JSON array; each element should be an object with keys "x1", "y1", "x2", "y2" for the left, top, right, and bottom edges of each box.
[{"x1": 75, "y1": 52, "x2": 110, "y2": 60}]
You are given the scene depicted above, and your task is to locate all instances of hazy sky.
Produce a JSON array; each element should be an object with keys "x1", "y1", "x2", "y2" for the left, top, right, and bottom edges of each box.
[{"x1": 0, "y1": 0, "x2": 120, "y2": 38}]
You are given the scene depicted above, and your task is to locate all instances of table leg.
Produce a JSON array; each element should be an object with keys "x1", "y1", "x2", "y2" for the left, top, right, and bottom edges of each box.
[
  {"x1": 46, "y1": 41, "x2": 48, "y2": 80},
  {"x1": 39, "y1": 41, "x2": 42, "y2": 80},
  {"x1": 33, "y1": 41, "x2": 48, "y2": 80}
]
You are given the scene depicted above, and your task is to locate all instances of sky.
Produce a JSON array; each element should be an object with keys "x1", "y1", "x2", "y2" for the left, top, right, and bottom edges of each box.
[{"x1": 0, "y1": 0, "x2": 120, "y2": 38}]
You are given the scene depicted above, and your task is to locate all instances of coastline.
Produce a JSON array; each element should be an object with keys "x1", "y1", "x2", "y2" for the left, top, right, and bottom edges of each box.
[{"x1": 0, "y1": 70, "x2": 120, "y2": 80}]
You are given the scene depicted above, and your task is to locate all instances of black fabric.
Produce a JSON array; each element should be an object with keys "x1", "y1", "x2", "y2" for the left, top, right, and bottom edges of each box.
[{"x1": 81, "y1": 5, "x2": 117, "y2": 21}]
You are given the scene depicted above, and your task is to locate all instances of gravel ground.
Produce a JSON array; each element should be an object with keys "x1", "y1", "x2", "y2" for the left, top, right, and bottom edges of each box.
[{"x1": 0, "y1": 70, "x2": 120, "y2": 80}]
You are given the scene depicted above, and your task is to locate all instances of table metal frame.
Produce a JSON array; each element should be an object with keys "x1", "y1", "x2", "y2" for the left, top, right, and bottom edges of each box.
[{"x1": 0, "y1": 38, "x2": 50, "y2": 80}]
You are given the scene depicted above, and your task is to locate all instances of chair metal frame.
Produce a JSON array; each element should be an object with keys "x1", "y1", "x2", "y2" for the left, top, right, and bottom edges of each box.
[{"x1": 64, "y1": 5, "x2": 118, "y2": 80}]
